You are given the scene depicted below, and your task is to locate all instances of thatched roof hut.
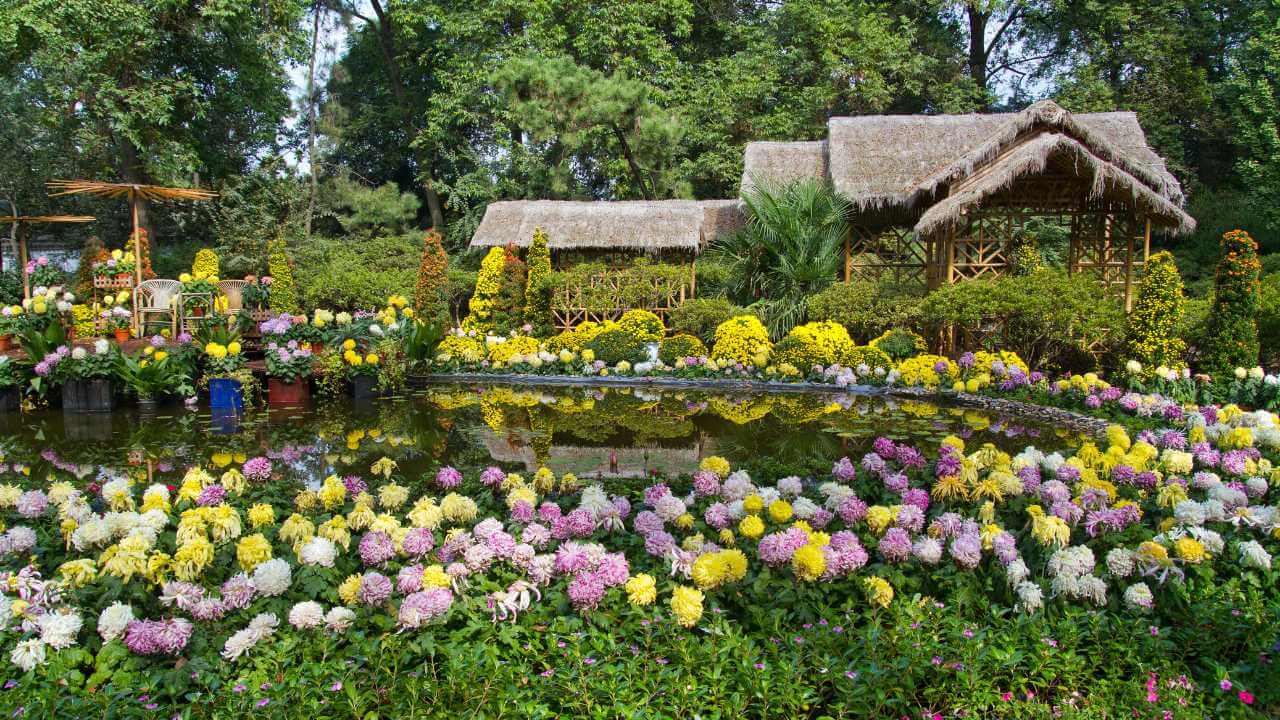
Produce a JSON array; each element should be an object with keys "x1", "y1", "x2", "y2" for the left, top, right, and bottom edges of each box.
[
  {"x1": 470, "y1": 199, "x2": 745, "y2": 253},
  {"x1": 740, "y1": 100, "x2": 1194, "y2": 235}
]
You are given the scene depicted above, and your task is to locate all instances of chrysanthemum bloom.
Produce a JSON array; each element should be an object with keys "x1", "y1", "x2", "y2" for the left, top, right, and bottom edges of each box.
[
  {"x1": 98, "y1": 603, "x2": 135, "y2": 642},
  {"x1": 699, "y1": 456, "x2": 731, "y2": 479},
  {"x1": 401, "y1": 527, "x2": 435, "y2": 557},
  {"x1": 480, "y1": 467, "x2": 506, "y2": 488},
  {"x1": 738, "y1": 515, "x2": 764, "y2": 539},
  {"x1": 358, "y1": 572, "x2": 393, "y2": 606},
  {"x1": 251, "y1": 558, "x2": 292, "y2": 596},
  {"x1": 878, "y1": 528, "x2": 913, "y2": 564},
  {"x1": 398, "y1": 588, "x2": 453, "y2": 628},
  {"x1": 10, "y1": 639, "x2": 46, "y2": 671},
  {"x1": 289, "y1": 601, "x2": 325, "y2": 629},
  {"x1": 670, "y1": 585, "x2": 704, "y2": 627},
  {"x1": 521, "y1": 523, "x2": 551, "y2": 548},
  {"x1": 1015, "y1": 581, "x2": 1044, "y2": 612},
  {"x1": 38, "y1": 611, "x2": 82, "y2": 650},
  {"x1": 567, "y1": 571, "x2": 608, "y2": 610},
  {"x1": 325, "y1": 606, "x2": 356, "y2": 632},
  {"x1": 236, "y1": 533, "x2": 273, "y2": 572},
  {"x1": 949, "y1": 534, "x2": 982, "y2": 570},
  {"x1": 792, "y1": 544, "x2": 826, "y2": 581},
  {"x1": 299, "y1": 536, "x2": 338, "y2": 567},
  {"x1": 625, "y1": 573, "x2": 657, "y2": 605},
  {"x1": 1123, "y1": 582, "x2": 1154, "y2": 611},
  {"x1": 643, "y1": 531, "x2": 676, "y2": 557},
  {"x1": 242, "y1": 457, "x2": 273, "y2": 482},
  {"x1": 863, "y1": 576, "x2": 894, "y2": 608},
  {"x1": 15, "y1": 490, "x2": 48, "y2": 518},
  {"x1": 221, "y1": 573, "x2": 257, "y2": 609},
  {"x1": 435, "y1": 466, "x2": 463, "y2": 489},
  {"x1": 359, "y1": 531, "x2": 397, "y2": 566}
]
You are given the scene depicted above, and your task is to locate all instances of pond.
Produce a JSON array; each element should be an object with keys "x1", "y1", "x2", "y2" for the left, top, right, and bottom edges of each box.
[{"x1": 0, "y1": 383, "x2": 1083, "y2": 483}]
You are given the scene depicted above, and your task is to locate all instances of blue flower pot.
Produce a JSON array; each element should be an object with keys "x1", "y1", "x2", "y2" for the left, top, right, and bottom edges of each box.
[{"x1": 209, "y1": 378, "x2": 244, "y2": 411}]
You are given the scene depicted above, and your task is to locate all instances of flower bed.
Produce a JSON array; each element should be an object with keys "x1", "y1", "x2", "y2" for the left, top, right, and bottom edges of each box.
[{"x1": 0, "y1": 385, "x2": 1276, "y2": 717}]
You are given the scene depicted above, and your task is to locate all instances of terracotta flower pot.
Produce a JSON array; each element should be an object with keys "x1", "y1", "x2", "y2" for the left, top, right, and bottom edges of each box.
[
  {"x1": 113, "y1": 328, "x2": 130, "y2": 343},
  {"x1": 115, "y1": 273, "x2": 130, "y2": 282},
  {"x1": 0, "y1": 335, "x2": 11, "y2": 352},
  {"x1": 267, "y1": 378, "x2": 310, "y2": 406}
]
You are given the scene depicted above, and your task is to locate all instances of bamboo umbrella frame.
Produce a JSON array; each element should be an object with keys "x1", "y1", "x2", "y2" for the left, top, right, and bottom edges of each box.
[
  {"x1": 0, "y1": 214, "x2": 96, "y2": 299},
  {"x1": 46, "y1": 181, "x2": 217, "y2": 285}
]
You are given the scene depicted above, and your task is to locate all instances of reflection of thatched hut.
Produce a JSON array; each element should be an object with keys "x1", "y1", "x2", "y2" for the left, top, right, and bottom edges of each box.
[
  {"x1": 470, "y1": 199, "x2": 745, "y2": 329},
  {"x1": 479, "y1": 428, "x2": 703, "y2": 479},
  {"x1": 742, "y1": 100, "x2": 1194, "y2": 309}
]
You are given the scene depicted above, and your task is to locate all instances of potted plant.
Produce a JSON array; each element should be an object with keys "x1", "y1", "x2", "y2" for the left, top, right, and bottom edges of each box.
[
  {"x1": 93, "y1": 249, "x2": 136, "y2": 283},
  {"x1": 263, "y1": 340, "x2": 314, "y2": 405},
  {"x1": 25, "y1": 256, "x2": 65, "y2": 288},
  {"x1": 51, "y1": 339, "x2": 120, "y2": 412},
  {"x1": 242, "y1": 276, "x2": 272, "y2": 312},
  {"x1": 119, "y1": 344, "x2": 194, "y2": 410},
  {"x1": 0, "y1": 304, "x2": 21, "y2": 352},
  {"x1": 342, "y1": 339, "x2": 381, "y2": 398},
  {"x1": 203, "y1": 339, "x2": 248, "y2": 411},
  {"x1": 179, "y1": 271, "x2": 220, "y2": 317},
  {"x1": 101, "y1": 305, "x2": 132, "y2": 343},
  {"x1": 0, "y1": 356, "x2": 22, "y2": 412}
]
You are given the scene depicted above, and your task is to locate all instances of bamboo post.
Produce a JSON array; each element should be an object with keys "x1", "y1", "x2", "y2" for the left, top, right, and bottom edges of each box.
[
  {"x1": 1143, "y1": 216, "x2": 1151, "y2": 261},
  {"x1": 689, "y1": 256, "x2": 696, "y2": 298},
  {"x1": 843, "y1": 233, "x2": 851, "y2": 282},
  {"x1": 131, "y1": 191, "x2": 142, "y2": 286},
  {"x1": 18, "y1": 228, "x2": 29, "y2": 300},
  {"x1": 1123, "y1": 215, "x2": 1135, "y2": 312}
]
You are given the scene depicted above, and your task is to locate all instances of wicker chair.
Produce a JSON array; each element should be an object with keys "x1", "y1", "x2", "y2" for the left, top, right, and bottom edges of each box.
[
  {"x1": 133, "y1": 279, "x2": 181, "y2": 338},
  {"x1": 217, "y1": 279, "x2": 249, "y2": 313}
]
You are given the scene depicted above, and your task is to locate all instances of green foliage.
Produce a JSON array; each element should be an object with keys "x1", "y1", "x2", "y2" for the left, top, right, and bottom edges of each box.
[
  {"x1": 523, "y1": 229, "x2": 553, "y2": 335},
  {"x1": 584, "y1": 326, "x2": 648, "y2": 365},
  {"x1": 445, "y1": 269, "x2": 477, "y2": 326},
  {"x1": 548, "y1": 261, "x2": 690, "y2": 315},
  {"x1": 324, "y1": 176, "x2": 422, "y2": 236},
  {"x1": 191, "y1": 248, "x2": 220, "y2": 278},
  {"x1": 668, "y1": 298, "x2": 739, "y2": 345},
  {"x1": 495, "y1": 248, "x2": 528, "y2": 334},
  {"x1": 295, "y1": 234, "x2": 418, "y2": 311},
  {"x1": 658, "y1": 333, "x2": 707, "y2": 364},
  {"x1": 712, "y1": 179, "x2": 850, "y2": 338},
  {"x1": 919, "y1": 269, "x2": 1124, "y2": 371},
  {"x1": 266, "y1": 238, "x2": 298, "y2": 314},
  {"x1": 0, "y1": 270, "x2": 21, "y2": 306},
  {"x1": 869, "y1": 328, "x2": 927, "y2": 362},
  {"x1": 1124, "y1": 251, "x2": 1187, "y2": 369},
  {"x1": 1258, "y1": 274, "x2": 1280, "y2": 363},
  {"x1": 73, "y1": 237, "x2": 105, "y2": 297},
  {"x1": 1200, "y1": 230, "x2": 1262, "y2": 373},
  {"x1": 806, "y1": 281, "x2": 922, "y2": 342},
  {"x1": 846, "y1": 344, "x2": 893, "y2": 372}
]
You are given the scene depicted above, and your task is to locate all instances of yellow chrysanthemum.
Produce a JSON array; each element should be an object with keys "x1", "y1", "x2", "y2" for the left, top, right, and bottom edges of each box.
[
  {"x1": 792, "y1": 544, "x2": 826, "y2": 582},
  {"x1": 738, "y1": 515, "x2": 764, "y2": 539},
  {"x1": 625, "y1": 573, "x2": 657, "y2": 605},
  {"x1": 670, "y1": 585, "x2": 704, "y2": 627},
  {"x1": 864, "y1": 576, "x2": 894, "y2": 608}
]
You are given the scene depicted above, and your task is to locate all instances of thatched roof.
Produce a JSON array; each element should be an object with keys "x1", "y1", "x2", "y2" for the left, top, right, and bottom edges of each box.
[
  {"x1": 470, "y1": 200, "x2": 745, "y2": 252},
  {"x1": 915, "y1": 133, "x2": 1197, "y2": 236},
  {"x1": 740, "y1": 100, "x2": 1193, "y2": 234}
]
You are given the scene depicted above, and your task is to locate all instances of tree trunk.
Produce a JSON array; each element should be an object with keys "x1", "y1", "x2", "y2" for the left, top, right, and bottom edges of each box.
[
  {"x1": 967, "y1": 6, "x2": 990, "y2": 97},
  {"x1": 118, "y1": 137, "x2": 155, "y2": 255},
  {"x1": 611, "y1": 124, "x2": 654, "y2": 200},
  {"x1": 305, "y1": 4, "x2": 321, "y2": 241}
]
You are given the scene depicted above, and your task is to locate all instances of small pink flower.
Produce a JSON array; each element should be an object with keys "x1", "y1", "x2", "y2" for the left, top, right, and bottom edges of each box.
[
  {"x1": 1001, "y1": 692, "x2": 1012, "y2": 702},
  {"x1": 1239, "y1": 691, "x2": 1254, "y2": 705}
]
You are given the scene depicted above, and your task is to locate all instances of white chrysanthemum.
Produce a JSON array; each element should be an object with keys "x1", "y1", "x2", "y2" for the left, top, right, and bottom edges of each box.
[
  {"x1": 289, "y1": 601, "x2": 325, "y2": 629},
  {"x1": 1173, "y1": 501, "x2": 1205, "y2": 527},
  {"x1": 1105, "y1": 548, "x2": 1135, "y2": 578},
  {"x1": 1239, "y1": 540, "x2": 1272, "y2": 570},
  {"x1": 1201, "y1": 499, "x2": 1228, "y2": 523},
  {"x1": 757, "y1": 487, "x2": 781, "y2": 507},
  {"x1": 38, "y1": 611, "x2": 82, "y2": 650},
  {"x1": 1123, "y1": 582, "x2": 1154, "y2": 611},
  {"x1": 1245, "y1": 477, "x2": 1268, "y2": 497},
  {"x1": 324, "y1": 607, "x2": 356, "y2": 632},
  {"x1": 1188, "y1": 527, "x2": 1224, "y2": 554},
  {"x1": 71, "y1": 519, "x2": 111, "y2": 551},
  {"x1": 819, "y1": 482, "x2": 855, "y2": 510},
  {"x1": 97, "y1": 603, "x2": 135, "y2": 642},
  {"x1": 1015, "y1": 581, "x2": 1043, "y2": 613},
  {"x1": 0, "y1": 594, "x2": 11, "y2": 629},
  {"x1": 251, "y1": 558, "x2": 292, "y2": 596},
  {"x1": 249, "y1": 612, "x2": 279, "y2": 632},
  {"x1": 222, "y1": 613, "x2": 279, "y2": 661},
  {"x1": 1041, "y1": 452, "x2": 1065, "y2": 472},
  {"x1": 776, "y1": 476, "x2": 803, "y2": 497},
  {"x1": 791, "y1": 497, "x2": 819, "y2": 521},
  {"x1": 1047, "y1": 546, "x2": 1095, "y2": 578},
  {"x1": 1050, "y1": 572, "x2": 1081, "y2": 598},
  {"x1": 1005, "y1": 558, "x2": 1030, "y2": 586},
  {"x1": 720, "y1": 472, "x2": 754, "y2": 501},
  {"x1": 10, "y1": 639, "x2": 46, "y2": 671},
  {"x1": 300, "y1": 536, "x2": 338, "y2": 567},
  {"x1": 578, "y1": 485, "x2": 612, "y2": 520},
  {"x1": 1075, "y1": 575, "x2": 1108, "y2": 606},
  {"x1": 1209, "y1": 485, "x2": 1248, "y2": 509},
  {"x1": 913, "y1": 537, "x2": 943, "y2": 565},
  {"x1": 725, "y1": 499, "x2": 746, "y2": 520}
]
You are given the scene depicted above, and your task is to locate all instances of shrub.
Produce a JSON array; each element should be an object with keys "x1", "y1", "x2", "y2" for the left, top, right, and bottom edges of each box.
[
  {"x1": 1200, "y1": 229, "x2": 1261, "y2": 373},
  {"x1": 771, "y1": 321, "x2": 855, "y2": 369},
  {"x1": 494, "y1": 247, "x2": 528, "y2": 333},
  {"x1": 488, "y1": 335, "x2": 540, "y2": 365},
  {"x1": 869, "y1": 328, "x2": 927, "y2": 361},
  {"x1": 658, "y1": 334, "x2": 707, "y2": 364},
  {"x1": 918, "y1": 269, "x2": 1123, "y2": 372},
  {"x1": 445, "y1": 269, "x2": 477, "y2": 325},
  {"x1": 546, "y1": 322, "x2": 605, "y2": 353},
  {"x1": 74, "y1": 236, "x2": 106, "y2": 297},
  {"x1": 806, "y1": 281, "x2": 921, "y2": 341},
  {"x1": 617, "y1": 309, "x2": 664, "y2": 342},
  {"x1": 669, "y1": 298, "x2": 738, "y2": 344},
  {"x1": 192, "y1": 248, "x2": 220, "y2": 278},
  {"x1": 414, "y1": 230, "x2": 450, "y2": 324},
  {"x1": 266, "y1": 238, "x2": 298, "y2": 314},
  {"x1": 547, "y1": 260, "x2": 689, "y2": 314},
  {"x1": 1258, "y1": 273, "x2": 1280, "y2": 362},
  {"x1": 463, "y1": 247, "x2": 506, "y2": 334},
  {"x1": 523, "y1": 229, "x2": 553, "y2": 335},
  {"x1": 711, "y1": 315, "x2": 773, "y2": 366},
  {"x1": 0, "y1": 270, "x2": 19, "y2": 305},
  {"x1": 895, "y1": 354, "x2": 957, "y2": 386},
  {"x1": 846, "y1": 345, "x2": 893, "y2": 372},
  {"x1": 436, "y1": 334, "x2": 486, "y2": 362},
  {"x1": 137, "y1": 228, "x2": 155, "y2": 280},
  {"x1": 1123, "y1": 251, "x2": 1187, "y2": 370},
  {"x1": 584, "y1": 326, "x2": 648, "y2": 364},
  {"x1": 295, "y1": 235, "x2": 416, "y2": 310}
]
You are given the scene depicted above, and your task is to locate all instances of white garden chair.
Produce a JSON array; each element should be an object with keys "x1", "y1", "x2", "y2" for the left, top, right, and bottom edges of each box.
[
  {"x1": 133, "y1": 279, "x2": 181, "y2": 339},
  {"x1": 217, "y1": 279, "x2": 249, "y2": 314}
]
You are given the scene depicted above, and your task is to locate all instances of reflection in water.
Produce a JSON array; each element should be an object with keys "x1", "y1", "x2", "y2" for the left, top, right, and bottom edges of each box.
[{"x1": 0, "y1": 384, "x2": 1082, "y2": 483}]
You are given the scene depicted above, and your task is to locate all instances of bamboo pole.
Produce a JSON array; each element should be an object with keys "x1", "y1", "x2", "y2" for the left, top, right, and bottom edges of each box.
[
  {"x1": 131, "y1": 191, "x2": 142, "y2": 286},
  {"x1": 18, "y1": 227, "x2": 29, "y2": 300},
  {"x1": 843, "y1": 234, "x2": 851, "y2": 282}
]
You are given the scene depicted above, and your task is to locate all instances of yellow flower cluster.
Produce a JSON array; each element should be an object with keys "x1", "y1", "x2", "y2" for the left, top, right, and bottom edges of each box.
[
  {"x1": 204, "y1": 341, "x2": 242, "y2": 359},
  {"x1": 462, "y1": 247, "x2": 505, "y2": 332},
  {"x1": 772, "y1": 321, "x2": 856, "y2": 369},
  {"x1": 699, "y1": 456, "x2": 731, "y2": 479},
  {"x1": 437, "y1": 334, "x2": 486, "y2": 363},
  {"x1": 864, "y1": 576, "x2": 894, "y2": 608},
  {"x1": 625, "y1": 573, "x2": 657, "y2": 605},
  {"x1": 616, "y1": 309, "x2": 665, "y2": 342},
  {"x1": 546, "y1": 321, "x2": 606, "y2": 353},
  {"x1": 710, "y1": 315, "x2": 772, "y2": 366},
  {"x1": 691, "y1": 549, "x2": 748, "y2": 590},
  {"x1": 669, "y1": 585, "x2": 704, "y2": 627},
  {"x1": 896, "y1": 354, "x2": 957, "y2": 387},
  {"x1": 488, "y1": 335, "x2": 539, "y2": 365}
]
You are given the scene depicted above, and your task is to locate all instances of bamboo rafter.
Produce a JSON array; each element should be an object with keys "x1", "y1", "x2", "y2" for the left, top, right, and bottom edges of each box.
[{"x1": 46, "y1": 180, "x2": 217, "y2": 202}]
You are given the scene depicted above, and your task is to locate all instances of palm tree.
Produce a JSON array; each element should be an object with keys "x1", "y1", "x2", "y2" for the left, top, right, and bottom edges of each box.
[{"x1": 711, "y1": 179, "x2": 850, "y2": 338}]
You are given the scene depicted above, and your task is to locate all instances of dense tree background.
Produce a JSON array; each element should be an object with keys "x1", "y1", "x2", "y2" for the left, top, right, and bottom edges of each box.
[{"x1": 1, "y1": 0, "x2": 1277, "y2": 270}]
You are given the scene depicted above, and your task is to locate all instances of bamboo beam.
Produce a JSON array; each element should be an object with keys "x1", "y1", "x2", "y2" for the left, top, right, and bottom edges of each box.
[{"x1": 844, "y1": 233, "x2": 851, "y2": 282}]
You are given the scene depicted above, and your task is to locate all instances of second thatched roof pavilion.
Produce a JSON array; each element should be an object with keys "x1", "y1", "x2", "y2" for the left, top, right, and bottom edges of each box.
[{"x1": 742, "y1": 99, "x2": 1195, "y2": 309}]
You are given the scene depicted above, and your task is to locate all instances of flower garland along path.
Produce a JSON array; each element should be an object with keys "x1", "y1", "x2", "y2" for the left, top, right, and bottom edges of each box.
[
  {"x1": 0, "y1": 374, "x2": 1276, "y2": 714},
  {"x1": 412, "y1": 371, "x2": 1113, "y2": 435}
]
